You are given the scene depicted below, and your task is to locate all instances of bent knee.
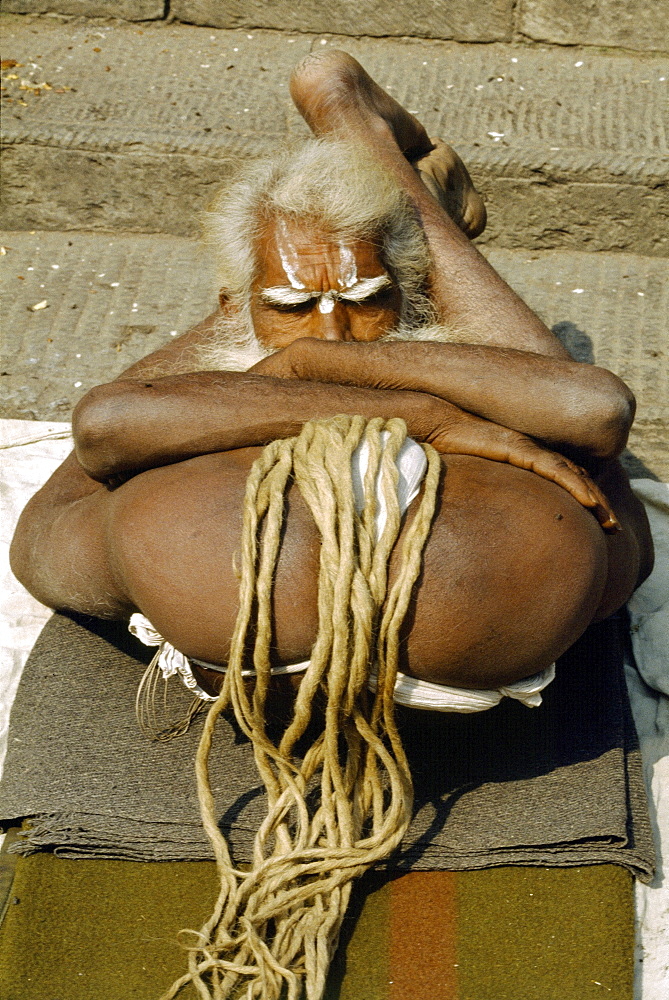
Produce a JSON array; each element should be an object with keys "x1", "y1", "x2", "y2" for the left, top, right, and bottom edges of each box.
[{"x1": 400, "y1": 465, "x2": 609, "y2": 688}]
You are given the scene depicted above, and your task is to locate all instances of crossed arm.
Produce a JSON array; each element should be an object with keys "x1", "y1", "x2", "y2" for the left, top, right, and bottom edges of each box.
[
  {"x1": 67, "y1": 137, "x2": 634, "y2": 510},
  {"x1": 67, "y1": 318, "x2": 630, "y2": 529}
]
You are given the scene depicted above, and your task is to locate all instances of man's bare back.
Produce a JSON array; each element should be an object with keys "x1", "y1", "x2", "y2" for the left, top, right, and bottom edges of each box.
[{"x1": 10, "y1": 51, "x2": 653, "y2": 694}]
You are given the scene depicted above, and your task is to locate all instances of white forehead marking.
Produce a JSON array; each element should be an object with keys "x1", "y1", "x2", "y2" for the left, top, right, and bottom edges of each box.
[
  {"x1": 276, "y1": 218, "x2": 306, "y2": 290},
  {"x1": 338, "y1": 242, "x2": 358, "y2": 289},
  {"x1": 318, "y1": 292, "x2": 336, "y2": 313}
]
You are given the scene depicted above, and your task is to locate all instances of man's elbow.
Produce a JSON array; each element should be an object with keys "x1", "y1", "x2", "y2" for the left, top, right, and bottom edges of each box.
[
  {"x1": 588, "y1": 374, "x2": 636, "y2": 460},
  {"x1": 72, "y1": 384, "x2": 128, "y2": 482}
]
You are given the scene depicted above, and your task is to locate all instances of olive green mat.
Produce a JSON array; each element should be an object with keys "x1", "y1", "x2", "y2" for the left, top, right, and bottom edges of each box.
[{"x1": 0, "y1": 852, "x2": 633, "y2": 1000}]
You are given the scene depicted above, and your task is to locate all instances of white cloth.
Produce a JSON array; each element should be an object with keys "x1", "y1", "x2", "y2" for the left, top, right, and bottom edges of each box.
[
  {"x1": 129, "y1": 611, "x2": 556, "y2": 712},
  {"x1": 128, "y1": 613, "x2": 311, "y2": 702},
  {"x1": 370, "y1": 661, "x2": 555, "y2": 711},
  {"x1": 350, "y1": 431, "x2": 427, "y2": 541}
]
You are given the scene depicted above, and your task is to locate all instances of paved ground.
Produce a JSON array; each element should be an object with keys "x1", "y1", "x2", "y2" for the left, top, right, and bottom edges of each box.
[
  {"x1": 2, "y1": 230, "x2": 666, "y2": 478},
  {"x1": 1, "y1": 17, "x2": 667, "y2": 253}
]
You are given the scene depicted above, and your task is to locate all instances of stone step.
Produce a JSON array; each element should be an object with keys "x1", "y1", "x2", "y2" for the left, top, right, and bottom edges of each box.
[
  {"x1": 4, "y1": 0, "x2": 669, "y2": 52},
  {"x1": 1, "y1": 17, "x2": 667, "y2": 255},
  {"x1": 2, "y1": 230, "x2": 666, "y2": 479}
]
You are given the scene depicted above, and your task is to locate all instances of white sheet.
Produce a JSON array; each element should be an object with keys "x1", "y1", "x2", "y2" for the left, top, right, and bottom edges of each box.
[
  {"x1": 0, "y1": 420, "x2": 73, "y2": 767},
  {"x1": 1, "y1": 418, "x2": 667, "y2": 997}
]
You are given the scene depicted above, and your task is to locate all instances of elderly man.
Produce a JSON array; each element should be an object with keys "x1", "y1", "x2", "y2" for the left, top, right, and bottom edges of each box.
[{"x1": 10, "y1": 51, "x2": 652, "y2": 695}]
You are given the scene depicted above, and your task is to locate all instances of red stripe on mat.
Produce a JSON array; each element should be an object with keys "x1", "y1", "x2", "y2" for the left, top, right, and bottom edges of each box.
[{"x1": 388, "y1": 871, "x2": 458, "y2": 1000}]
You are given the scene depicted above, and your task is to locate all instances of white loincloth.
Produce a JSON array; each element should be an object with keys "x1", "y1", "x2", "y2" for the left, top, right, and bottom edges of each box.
[{"x1": 128, "y1": 614, "x2": 555, "y2": 713}]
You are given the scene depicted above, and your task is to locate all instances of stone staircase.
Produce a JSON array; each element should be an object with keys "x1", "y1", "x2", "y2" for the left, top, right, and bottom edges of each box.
[{"x1": 1, "y1": 3, "x2": 667, "y2": 477}]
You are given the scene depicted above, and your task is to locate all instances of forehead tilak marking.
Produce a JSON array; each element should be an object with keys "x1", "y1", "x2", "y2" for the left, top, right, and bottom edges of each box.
[
  {"x1": 337, "y1": 242, "x2": 358, "y2": 289},
  {"x1": 275, "y1": 218, "x2": 306, "y2": 290},
  {"x1": 318, "y1": 292, "x2": 336, "y2": 314},
  {"x1": 276, "y1": 220, "x2": 360, "y2": 292},
  {"x1": 268, "y1": 224, "x2": 389, "y2": 312}
]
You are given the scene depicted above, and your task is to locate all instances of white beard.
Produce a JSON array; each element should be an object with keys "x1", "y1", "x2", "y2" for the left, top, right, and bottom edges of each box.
[{"x1": 193, "y1": 308, "x2": 273, "y2": 373}]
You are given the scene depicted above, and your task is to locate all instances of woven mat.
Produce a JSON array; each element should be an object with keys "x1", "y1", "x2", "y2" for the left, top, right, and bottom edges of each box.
[{"x1": 0, "y1": 611, "x2": 655, "y2": 879}]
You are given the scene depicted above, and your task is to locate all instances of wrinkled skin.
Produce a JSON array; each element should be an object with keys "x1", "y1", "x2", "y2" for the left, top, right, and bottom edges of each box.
[{"x1": 11, "y1": 51, "x2": 653, "y2": 693}]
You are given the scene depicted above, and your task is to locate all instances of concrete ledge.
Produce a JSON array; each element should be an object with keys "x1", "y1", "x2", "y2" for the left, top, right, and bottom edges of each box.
[
  {"x1": 2, "y1": 232, "x2": 666, "y2": 478},
  {"x1": 0, "y1": 231, "x2": 218, "y2": 420},
  {"x1": 2, "y1": 22, "x2": 667, "y2": 253},
  {"x1": 518, "y1": 0, "x2": 669, "y2": 54},
  {"x1": 170, "y1": 0, "x2": 514, "y2": 43},
  {"x1": 0, "y1": 1, "x2": 165, "y2": 18}
]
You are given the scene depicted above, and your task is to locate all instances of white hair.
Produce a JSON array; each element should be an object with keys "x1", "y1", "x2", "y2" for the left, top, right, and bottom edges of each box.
[
  {"x1": 206, "y1": 140, "x2": 435, "y2": 306},
  {"x1": 200, "y1": 305, "x2": 272, "y2": 372},
  {"x1": 195, "y1": 139, "x2": 467, "y2": 372}
]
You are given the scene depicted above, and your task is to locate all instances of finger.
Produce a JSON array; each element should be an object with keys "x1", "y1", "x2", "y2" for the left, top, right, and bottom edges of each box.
[
  {"x1": 524, "y1": 450, "x2": 620, "y2": 532},
  {"x1": 581, "y1": 477, "x2": 621, "y2": 532},
  {"x1": 550, "y1": 456, "x2": 620, "y2": 531},
  {"x1": 429, "y1": 420, "x2": 619, "y2": 532}
]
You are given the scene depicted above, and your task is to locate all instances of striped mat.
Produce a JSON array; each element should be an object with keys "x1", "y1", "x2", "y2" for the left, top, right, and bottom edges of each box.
[{"x1": 0, "y1": 850, "x2": 633, "y2": 1000}]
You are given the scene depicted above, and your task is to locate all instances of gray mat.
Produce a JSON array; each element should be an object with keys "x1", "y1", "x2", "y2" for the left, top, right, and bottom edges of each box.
[{"x1": 0, "y1": 611, "x2": 655, "y2": 881}]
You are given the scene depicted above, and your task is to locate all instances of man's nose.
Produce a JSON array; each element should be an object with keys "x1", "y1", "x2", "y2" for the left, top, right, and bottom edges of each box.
[{"x1": 313, "y1": 300, "x2": 351, "y2": 341}]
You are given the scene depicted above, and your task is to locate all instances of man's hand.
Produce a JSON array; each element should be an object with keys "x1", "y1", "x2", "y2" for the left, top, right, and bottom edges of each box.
[{"x1": 425, "y1": 405, "x2": 620, "y2": 532}]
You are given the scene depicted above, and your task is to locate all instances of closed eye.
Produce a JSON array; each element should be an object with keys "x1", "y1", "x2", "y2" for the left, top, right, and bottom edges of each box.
[{"x1": 265, "y1": 298, "x2": 316, "y2": 313}]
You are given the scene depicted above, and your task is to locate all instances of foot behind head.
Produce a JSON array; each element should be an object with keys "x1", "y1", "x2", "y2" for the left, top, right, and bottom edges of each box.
[{"x1": 290, "y1": 49, "x2": 434, "y2": 160}]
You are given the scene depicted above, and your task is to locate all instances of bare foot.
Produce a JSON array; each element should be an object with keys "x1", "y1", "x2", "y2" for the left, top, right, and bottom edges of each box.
[
  {"x1": 291, "y1": 51, "x2": 485, "y2": 239},
  {"x1": 290, "y1": 49, "x2": 434, "y2": 160},
  {"x1": 414, "y1": 139, "x2": 487, "y2": 239}
]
